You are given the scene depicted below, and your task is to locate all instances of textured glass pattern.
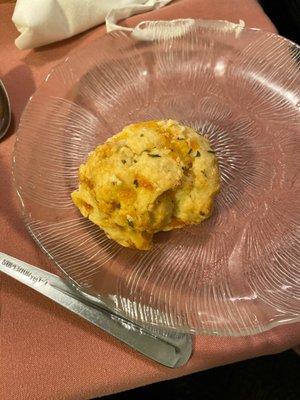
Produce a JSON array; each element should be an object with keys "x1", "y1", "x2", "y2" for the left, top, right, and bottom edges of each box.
[{"x1": 13, "y1": 21, "x2": 300, "y2": 335}]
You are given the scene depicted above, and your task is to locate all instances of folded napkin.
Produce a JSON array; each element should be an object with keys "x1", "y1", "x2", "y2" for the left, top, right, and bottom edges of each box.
[{"x1": 12, "y1": 0, "x2": 172, "y2": 50}]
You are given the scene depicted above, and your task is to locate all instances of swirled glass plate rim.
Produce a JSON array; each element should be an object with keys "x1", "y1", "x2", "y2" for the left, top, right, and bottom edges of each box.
[{"x1": 12, "y1": 19, "x2": 300, "y2": 336}]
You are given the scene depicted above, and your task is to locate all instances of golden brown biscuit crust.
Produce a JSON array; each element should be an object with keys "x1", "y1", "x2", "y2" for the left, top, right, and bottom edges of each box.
[{"x1": 71, "y1": 120, "x2": 220, "y2": 250}]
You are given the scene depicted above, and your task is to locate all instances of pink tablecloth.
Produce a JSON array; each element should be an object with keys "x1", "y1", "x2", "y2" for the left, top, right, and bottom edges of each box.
[{"x1": 1, "y1": 1, "x2": 299, "y2": 399}]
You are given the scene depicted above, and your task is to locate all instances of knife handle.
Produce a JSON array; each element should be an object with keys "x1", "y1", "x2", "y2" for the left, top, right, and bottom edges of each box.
[{"x1": 0, "y1": 252, "x2": 192, "y2": 367}]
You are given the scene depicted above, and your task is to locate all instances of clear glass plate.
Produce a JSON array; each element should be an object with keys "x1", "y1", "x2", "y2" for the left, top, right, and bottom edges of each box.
[{"x1": 13, "y1": 20, "x2": 300, "y2": 335}]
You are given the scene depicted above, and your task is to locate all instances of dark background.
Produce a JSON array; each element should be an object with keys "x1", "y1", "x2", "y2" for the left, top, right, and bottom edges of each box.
[
  {"x1": 103, "y1": 350, "x2": 300, "y2": 400},
  {"x1": 99, "y1": 2, "x2": 300, "y2": 399},
  {"x1": 260, "y1": 0, "x2": 300, "y2": 44}
]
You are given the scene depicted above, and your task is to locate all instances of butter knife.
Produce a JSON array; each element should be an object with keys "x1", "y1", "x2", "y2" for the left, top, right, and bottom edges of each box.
[{"x1": 0, "y1": 252, "x2": 192, "y2": 367}]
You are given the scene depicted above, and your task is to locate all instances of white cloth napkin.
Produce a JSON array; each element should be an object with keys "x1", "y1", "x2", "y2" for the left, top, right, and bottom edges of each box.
[{"x1": 12, "y1": 0, "x2": 172, "y2": 50}]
